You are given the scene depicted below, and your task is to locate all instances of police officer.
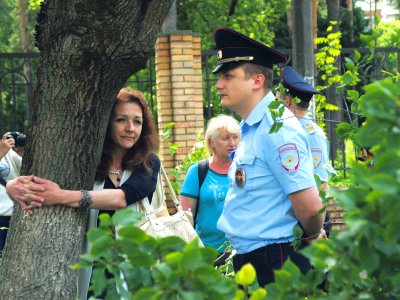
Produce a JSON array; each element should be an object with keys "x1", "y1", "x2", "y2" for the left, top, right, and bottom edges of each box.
[
  {"x1": 279, "y1": 66, "x2": 331, "y2": 194},
  {"x1": 213, "y1": 28, "x2": 326, "y2": 286}
]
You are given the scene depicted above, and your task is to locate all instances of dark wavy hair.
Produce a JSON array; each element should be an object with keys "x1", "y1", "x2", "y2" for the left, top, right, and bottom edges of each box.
[{"x1": 95, "y1": 88, "x2": 159, "y2": 181}]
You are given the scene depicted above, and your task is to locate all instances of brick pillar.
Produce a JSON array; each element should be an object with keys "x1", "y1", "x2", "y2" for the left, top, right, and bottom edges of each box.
[{"x1": 155, "y1": 31, "x2": 204, "y2": 171}]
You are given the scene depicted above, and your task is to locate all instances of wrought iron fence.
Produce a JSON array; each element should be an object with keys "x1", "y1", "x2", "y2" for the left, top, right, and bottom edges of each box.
[
  {"x1": 0, "y1": 53, "x2": 157, "y2": 134},
  {"x1": 0, "y1": 52, "x2": 38, "y2": 133}
]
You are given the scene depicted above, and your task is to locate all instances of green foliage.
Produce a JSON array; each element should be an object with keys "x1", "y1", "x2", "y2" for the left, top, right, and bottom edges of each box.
[
  {"x1": 177, "y1": 0, "x2": 290, "y2": 50},
  {"x1": 0, "y1": 0, "x2": 21, "y2": 52},
  {"x1": 325, "y1": 77, "x2": 400, "y2": 299},
  {"x1": 375, "y1": 20, "x2": 400, "y2": 47},
  {"x1": 162, "y1": 122, "x2": 179, "y2": 156},
  {"x1": 159, "y1": 121, "x2": 208, "y2": 194},
  {"x1": 262, "y1": 76, "x2": 400, "y2": 300},
  {"x1": 317, "y1": 2, "x2": 369, "y2": 48},
  {"x1": 267, "y1": 98, "x2": 285, "y2": 134},
  {"x1": 73, "y1": 209, "x2": 264, "y2": 300},
  {"x1": 28, "y1": 0, "x2": 43, "y2": 11},
  {"x1": 170, "y1": 130, "x2": 208, "y2": 194},
  {"x1": 177, "y1": 0, "x2": 290, "y2": 124}
]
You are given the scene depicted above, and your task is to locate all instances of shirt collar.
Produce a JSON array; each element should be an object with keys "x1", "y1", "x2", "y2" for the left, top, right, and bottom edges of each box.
[{"x1": 241, "y1": 91, "x2": 276, "y2": 127}]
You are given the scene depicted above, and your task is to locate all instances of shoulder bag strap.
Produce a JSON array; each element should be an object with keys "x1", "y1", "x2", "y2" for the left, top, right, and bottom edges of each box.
[
  {"x1": 194, "y1": 158, "x2": 209, "y2": 227},
  {"x1": 197, "y1": 158, "x2": 209, "y2": 190}
]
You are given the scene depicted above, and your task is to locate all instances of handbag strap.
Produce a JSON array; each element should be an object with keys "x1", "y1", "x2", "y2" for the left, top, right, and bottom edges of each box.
[{"x1": 160, "y1": 164, "x2": 179, "y2": 206}]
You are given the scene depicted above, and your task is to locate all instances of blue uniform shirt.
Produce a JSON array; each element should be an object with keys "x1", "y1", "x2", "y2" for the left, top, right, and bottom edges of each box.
[
  {"x1": 217, "y1": 92, "x2": 316, "y2": 254},
  {"x1": 299, "y1": 117, "x2": 330, "y2": 182}
]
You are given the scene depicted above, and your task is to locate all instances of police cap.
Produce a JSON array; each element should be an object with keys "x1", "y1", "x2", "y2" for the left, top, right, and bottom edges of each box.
[
  {"x1": 281, "y1": 66, "x2": 321, "y2": 102},
  {"x1": 212, "y1": 28, "x2": 288, "y2": 74}
]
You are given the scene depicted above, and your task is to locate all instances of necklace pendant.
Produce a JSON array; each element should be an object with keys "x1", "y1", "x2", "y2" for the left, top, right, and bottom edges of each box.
[{"x1": 108, "y1": 170, "x2": 122, "y2": 182}]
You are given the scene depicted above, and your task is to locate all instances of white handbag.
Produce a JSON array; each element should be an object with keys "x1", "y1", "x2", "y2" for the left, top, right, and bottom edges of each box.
[{"x1": 137, "y1": 165, "x2": 202, "y2": 246}]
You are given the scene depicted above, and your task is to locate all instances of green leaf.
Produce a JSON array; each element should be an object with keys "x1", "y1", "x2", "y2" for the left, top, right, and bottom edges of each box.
[
  {"x1": 347, "y1": 89, "x2": 360, "y2": 101},
  {"x1": 249, "y1": 288, "x2": 267, "y2": 300},
  {"x1": 70, "y1": 254, "x2": 93, "y2": 270},
  {"x1": 268, "y1": 100, "x2": 282, "y2": 109},
  {"x1": 181, "y1": 248, "x2": 203, "y2": 270},
  {"x1": 132, "y1": 288, "x2": 162, "y2": 300},
  {"x1": 90, "y1": 235, "x2": 114, "y2": 256},
  {"x1": 235, "y1": 263, "x2": 257, "y2": 286},
  {"x1": 269, "y1": 122, "x2": 283, "y2": 134},
  {"x1": 90, "y1": 267, "x2": 107, "y2": 297},
  {"x1": 178, "y1": 290, "x2": 203, "y2": 300},
  {"x1": 354, "y1": 50, "x2": 361, "y2": 63},
  {"x1": 112, "y1": 208, "x2": 143, "y2": 228},
  {"x1": 366, "y1": 174, "x2": 398, "y2": 195},
  {"x1": 98, "y1": 213, "x2": 112, "y2": 228},
  {"x1": 344, "y1": 57, "x2": 355, "y2": 71}
]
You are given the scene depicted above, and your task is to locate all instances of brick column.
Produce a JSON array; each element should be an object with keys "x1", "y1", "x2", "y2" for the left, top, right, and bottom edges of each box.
[{"x1": 155, "y1": 31, "x2": 204, "y2": 171}]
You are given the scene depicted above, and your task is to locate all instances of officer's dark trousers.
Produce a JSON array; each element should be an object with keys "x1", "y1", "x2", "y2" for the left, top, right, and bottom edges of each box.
[{"x1": 233, "y1": 242, "x2": 311, "y2": 287}]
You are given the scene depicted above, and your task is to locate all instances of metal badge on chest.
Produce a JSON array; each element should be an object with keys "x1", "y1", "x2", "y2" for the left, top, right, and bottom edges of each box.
[{"x1": 235, "y1": 168, "x2": 246, "y2": 187}]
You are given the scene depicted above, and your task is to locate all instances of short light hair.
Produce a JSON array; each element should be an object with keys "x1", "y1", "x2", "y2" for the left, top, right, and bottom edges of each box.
[
  {"x1": 205, "y1": 115, "x2": 241, "y2": 154},
  {"x1": 242, "y1": 63, "x2": 274, "y2": 89},
  {"x1": 221, "y1": 62, "x2": 274, "y2": 90}
]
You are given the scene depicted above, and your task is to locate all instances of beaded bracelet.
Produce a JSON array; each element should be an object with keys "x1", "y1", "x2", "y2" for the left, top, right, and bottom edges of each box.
[
  {"x1": 303, "y1": 229, "x2": 323, "y2": 240},
  {"x1": 79, "y1": 190, "x2": 92, "y2": 208}
]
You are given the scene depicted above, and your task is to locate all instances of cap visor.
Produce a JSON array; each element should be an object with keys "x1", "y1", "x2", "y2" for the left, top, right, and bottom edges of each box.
[{"x1": 212, "y1": 64, "x2": 223, "y2": 74}]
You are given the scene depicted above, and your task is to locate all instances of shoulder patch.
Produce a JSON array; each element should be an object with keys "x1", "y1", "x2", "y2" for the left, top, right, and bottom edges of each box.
[
  {"x1": 279, "y1": 143, "x2": 300, "y2": 174},
  {"x1": 311, "y1": 147, "x2": 322, "y2": 168}
]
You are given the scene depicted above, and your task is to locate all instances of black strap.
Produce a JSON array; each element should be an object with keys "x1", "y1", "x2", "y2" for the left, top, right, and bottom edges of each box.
[
  {"x1": 0, "y1": 177, "x2": 7, "y2": 187},
  {"x1": 198, "y1": 158, "x2": 209, "y2": 190},
  {"x1": 194, "y1": 158, "x2": 209, "y2": 227}
]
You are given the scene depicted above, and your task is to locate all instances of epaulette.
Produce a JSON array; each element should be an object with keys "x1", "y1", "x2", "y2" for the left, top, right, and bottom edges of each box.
[{"x1": 302, "y1": 120, "x2": 317, "y2": 134}]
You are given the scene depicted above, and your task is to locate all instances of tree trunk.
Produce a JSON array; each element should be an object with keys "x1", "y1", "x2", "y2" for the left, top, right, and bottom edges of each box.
[
  {"x1": 347, "y1": 0, "x2": 354, "y2": 45},
  {"x1": 17, "y1": 0, "x2": 33, "y2": 123},
  {"x1": 291, "y1": 0, "x2": 314, "y2": 77},
  {"x1": 161, "y1": 0, "x2": 177, "y2": 33},
  {"x1": 325, "y1": 0, "x2": 342, "y2": 164},
  {"x1": 312, "y1": 0, "x2": 317, "y2": 49},
  {"x1": 0, "y1": 0, "x2": 173, "y2": 299},
  {"x1": 291, "y1": 0, "x2": 316, "y2": 114}
]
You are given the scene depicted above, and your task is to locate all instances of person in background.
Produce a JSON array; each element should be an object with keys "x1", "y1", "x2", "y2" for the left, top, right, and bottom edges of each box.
[
  {"x1": 278, "y1": 66, "x2": 331, "y2": 194},
  {"x1": 180, "y1": 115, "x2": 240, "y2": 252},
  {"x1": 278, "y1": 66, "x2": 333, "y2": 235},
  {"x1": 212, "y1": 28, "x2": 326, "y2": 286},
  {"x1": 6, "y1": 87, "x2": 160, "y2": 299},
  {"x1": 0, "y1": 132, "x2": 23, "y2": 257}
]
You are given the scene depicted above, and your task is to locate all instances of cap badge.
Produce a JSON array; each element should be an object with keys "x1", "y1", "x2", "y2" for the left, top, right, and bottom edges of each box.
[
  {"x1": 235, "y1": 168, "x2": 246, "y2": 187},
  {"x1": 217, "y1": 50, "x2": 223, "y2": 61}
]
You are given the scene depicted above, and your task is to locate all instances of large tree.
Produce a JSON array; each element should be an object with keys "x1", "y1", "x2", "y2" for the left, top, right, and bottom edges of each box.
[{"x1": 0, "y1": 0, "x2": 173, "y2": 299}]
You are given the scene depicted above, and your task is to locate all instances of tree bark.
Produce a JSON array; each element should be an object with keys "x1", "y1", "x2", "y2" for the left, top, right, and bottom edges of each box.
[
  {"x1": 325, "y1": 0, "x2": 342, "y2": 163},
  {"x1": 291, "y1": 0, "x2": 314, "y2": 78},
  {"x1": 312, "y1": 0, "x2": 317, "y2": 49},
  {"x1": 17, "y1": 0, "x2": 33, "y2": 123},
  {"x1": 347, "y1": 0, "x2": 354, "y2": 45},
  {"x1": 0, "y1": 0, "x2": 173, "y2": 299},
  {"x1": 161, "y1": 0, "x2": 177, "y2": 33}
]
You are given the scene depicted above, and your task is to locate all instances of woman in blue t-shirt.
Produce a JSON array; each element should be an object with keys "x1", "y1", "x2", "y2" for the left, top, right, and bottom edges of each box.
[{"x1": 179, "y1": 115, "x2": 240, "y2": 252}]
